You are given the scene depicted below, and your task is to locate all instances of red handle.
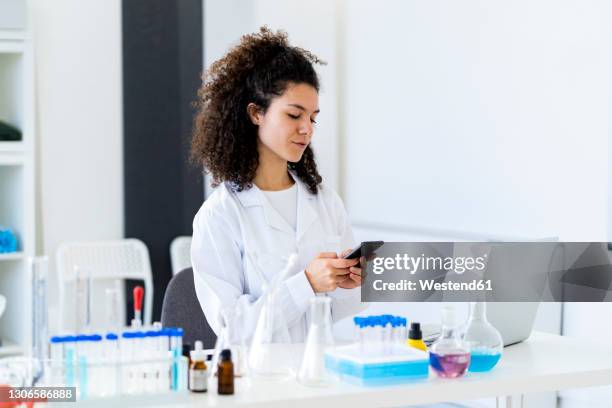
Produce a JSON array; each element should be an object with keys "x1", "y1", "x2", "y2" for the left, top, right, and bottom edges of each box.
[{"x1": 133, "y1": 286, "x2": 144, "y2": 312}]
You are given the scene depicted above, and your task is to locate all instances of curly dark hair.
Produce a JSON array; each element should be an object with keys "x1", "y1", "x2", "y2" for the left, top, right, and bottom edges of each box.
[{"x1": 190, "y1": 26, "x2": 326, "y2": 194}]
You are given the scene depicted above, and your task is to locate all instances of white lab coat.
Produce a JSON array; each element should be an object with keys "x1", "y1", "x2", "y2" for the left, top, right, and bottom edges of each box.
[{"x1": 191, "y1": 173, "x2": 366, "y2": 343}]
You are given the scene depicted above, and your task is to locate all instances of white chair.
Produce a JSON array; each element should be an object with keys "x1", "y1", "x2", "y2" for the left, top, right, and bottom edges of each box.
[
  {"x1": 170, "y1": 236, "x2": 192, "y2": 275},
  {"x1": 56, "y1": 239, "x2": 154, "y2": 330}
]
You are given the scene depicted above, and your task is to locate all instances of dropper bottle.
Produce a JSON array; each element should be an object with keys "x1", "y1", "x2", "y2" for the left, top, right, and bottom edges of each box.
[
  {"x1": 406, "y1": 322, "x2": 427, "y2": 352},
  {"x1": 189, "y1": 341, "x2": 208, "y2": 393}
]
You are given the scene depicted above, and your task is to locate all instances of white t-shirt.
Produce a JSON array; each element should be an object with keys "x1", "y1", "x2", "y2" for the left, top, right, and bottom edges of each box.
[{"x1": 262, "y1": 183, "x2": 298, "y2": 231}]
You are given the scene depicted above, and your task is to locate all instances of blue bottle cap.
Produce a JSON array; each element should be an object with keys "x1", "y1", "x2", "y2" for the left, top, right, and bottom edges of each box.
[
  {"x1": 50, "y1": 336, "x2": 65, "y2": 343},
  {"x1": 122, "y1": 331, "x2": 136, "y2": 339},
  {"x1": 170, "y1": 327, "x2": 184, "y2": 336},
  {"x1": 106, "y1": 333, "x2": 118, "y2": 340},
  {"x1": 75, "y1": 335, "x2": 88, "y2": 342},
  {"x1": 90, "y1": 334, "x2": 103, "y2": 341}
]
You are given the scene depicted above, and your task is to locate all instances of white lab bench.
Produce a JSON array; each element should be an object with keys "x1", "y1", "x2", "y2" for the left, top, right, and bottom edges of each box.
[{"x1": 66, "y1": 331, "x2": 612, "y2": 408}]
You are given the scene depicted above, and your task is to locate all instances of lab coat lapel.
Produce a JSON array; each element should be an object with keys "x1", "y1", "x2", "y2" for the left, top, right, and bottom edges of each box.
[
  {"x1": 296, "y1": 179, "x2": 318, "y2": 242},
  {"x1": 235, "y1": 184, "x2": 294, "y2": 236}
]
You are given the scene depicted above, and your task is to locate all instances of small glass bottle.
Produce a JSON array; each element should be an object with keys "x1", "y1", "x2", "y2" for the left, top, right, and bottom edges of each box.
[
  {"x1": 189, "y1": 341, "x2": 208, "y2": 393},
  {"x1": 464, "y1": 302, "x2": 503, "y2": 372},
  {"x1": 429, "y1": 306, "x2": 471, "y2": 378},
  {"x1": 406, "y1": 322, "x2": 427, "y2": 352},
  {"x1": 217, "y1": 349, "x2": 234, "y2": 395}
]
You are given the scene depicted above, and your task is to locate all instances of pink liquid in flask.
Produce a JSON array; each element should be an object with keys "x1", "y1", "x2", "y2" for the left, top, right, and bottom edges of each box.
[{"x1": 429, "y1": 352, "x2": 471, "y2": 378}]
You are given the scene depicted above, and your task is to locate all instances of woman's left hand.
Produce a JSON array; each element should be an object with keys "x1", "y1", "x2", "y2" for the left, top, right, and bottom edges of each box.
[{"x1": 337, "y1": 248, "x2": 364, "y2": 289}]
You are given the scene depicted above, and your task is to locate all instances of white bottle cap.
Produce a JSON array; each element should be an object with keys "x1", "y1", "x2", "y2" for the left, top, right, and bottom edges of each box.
[{"x1": 190, "y1": 340, "x2": 206, "y2": 362}]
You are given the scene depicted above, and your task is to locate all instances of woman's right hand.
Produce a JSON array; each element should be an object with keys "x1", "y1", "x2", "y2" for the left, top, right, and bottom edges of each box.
[{"x1": 305, "y1": 252, "x2": 359, "y2": 293}]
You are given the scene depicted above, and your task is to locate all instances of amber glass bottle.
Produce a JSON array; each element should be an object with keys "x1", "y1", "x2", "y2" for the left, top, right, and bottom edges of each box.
[{"x1": 217, "y1": 349, "x2": 234, "y2": 395}]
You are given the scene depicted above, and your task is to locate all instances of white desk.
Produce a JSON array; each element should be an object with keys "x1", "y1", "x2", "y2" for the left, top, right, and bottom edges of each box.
[{"x1": 73, "y1": 332, "x2": 612, "y2": 408}]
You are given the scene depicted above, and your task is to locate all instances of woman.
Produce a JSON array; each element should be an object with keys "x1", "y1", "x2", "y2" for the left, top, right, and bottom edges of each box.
[{"x1": 190, "y1": 27, "x2": 365, "y2": 342}]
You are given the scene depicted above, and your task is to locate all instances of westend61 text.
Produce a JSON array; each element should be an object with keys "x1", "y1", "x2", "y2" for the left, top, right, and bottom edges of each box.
[{"x1": 372, "y1": 279, "x2": 493, "y2": 292}]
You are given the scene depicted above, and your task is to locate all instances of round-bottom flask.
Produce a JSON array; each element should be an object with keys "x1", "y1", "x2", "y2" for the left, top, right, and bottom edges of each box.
[
  {"x1": 429, "y1": 306, "x2": 470, "y2": 378},
  {"x1": 464, "y1": 302, "x2": 503, "y2": 372}
]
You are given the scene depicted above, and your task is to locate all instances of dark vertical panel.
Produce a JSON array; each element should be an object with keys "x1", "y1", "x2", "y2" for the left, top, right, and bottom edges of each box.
[{"x1": 122, "y1": 0, "x2": 204, "y2": 321}]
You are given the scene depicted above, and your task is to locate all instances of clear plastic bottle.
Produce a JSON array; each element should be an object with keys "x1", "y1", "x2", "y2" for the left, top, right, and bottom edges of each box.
[
  {"x1": 464, "y1": 302, "x2": 503, "y2": 372},
  {"x1": 429, "y1": 306, "x2": 471, "y2": 378}
]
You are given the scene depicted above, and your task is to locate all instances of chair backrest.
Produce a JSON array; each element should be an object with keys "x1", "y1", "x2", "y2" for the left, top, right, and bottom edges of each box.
[
  {"x1": 56, "y1": 239, "x2": 154, "y2": 329},
  {"x1": 170, "y1": 236, "x2": 192, "y2": 275},
  {"x1": 161, "y1": 267, "x2": 216, "y2": 349}
]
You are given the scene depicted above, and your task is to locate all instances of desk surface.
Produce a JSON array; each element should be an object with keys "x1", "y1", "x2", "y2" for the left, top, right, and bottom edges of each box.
[{"x1": 75, "y1": 332, "x2": 612, "y2": 408}]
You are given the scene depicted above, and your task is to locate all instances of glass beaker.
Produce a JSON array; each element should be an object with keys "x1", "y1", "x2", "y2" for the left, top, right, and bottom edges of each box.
[
  {"x1": 429, "y1": 306, "x2": 471, "y2": 378},
  {"x1": 297, "y1": 297, "x2": 335, "y2": 387},
  {"x1": 464, "y1": 302, "x2": 503, "y2": 372}
]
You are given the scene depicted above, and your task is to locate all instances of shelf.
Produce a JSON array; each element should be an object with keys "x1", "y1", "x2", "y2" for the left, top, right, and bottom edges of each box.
[
  {"x1": 0, "y1": 339, "x2": 23, "y2": 357},
  {"x1": 0, "y1": 30, "x2": 27, "y2": 41},
  {"x1": 0, "y1": 41, "x2": 24, "y2": 54},
  {"x1": 0, "y1": 141, "x2": 26, "y2": 153},
  {"x1": 0, "y1": 155, "x2": 24, "y2": 166},
  {"x1": 0, "y1": 252, "x2": 23, "y2": 261}
]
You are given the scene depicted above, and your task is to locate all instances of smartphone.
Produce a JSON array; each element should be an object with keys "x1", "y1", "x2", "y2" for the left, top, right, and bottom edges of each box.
[{"x1": 343, "y1": 241, "x2": 384, "y2": 259}]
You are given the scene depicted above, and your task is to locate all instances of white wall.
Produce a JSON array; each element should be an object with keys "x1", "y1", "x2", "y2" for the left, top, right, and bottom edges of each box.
[
  {"x1": 31, "y1": 0, "x2": 123, "y2": 330},
  {"x1": 341, "y1": 0, "x2": 609, "y2": 242}
]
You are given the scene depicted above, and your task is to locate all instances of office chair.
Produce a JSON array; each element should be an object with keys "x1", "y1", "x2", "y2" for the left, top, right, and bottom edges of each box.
[
  {"x1": 56, "y1": 239, "x2": 154, "y2": 330},
  {"x1": 161, "y1": 267, "x2": 216, "y2": 349},
  {"x1": 170, "y1": 236, "x2": 192, "y2": 275}
]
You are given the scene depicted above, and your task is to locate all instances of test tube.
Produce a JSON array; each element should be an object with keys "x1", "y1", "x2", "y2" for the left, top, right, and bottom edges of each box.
[
  {"x1": 169, "y1": 328, "x2": 183, "y2": 391},
  {"x1": 144, "y1": 331, "x2": 157, "y2": 393},
  {"x1": 64, "y1": 336, "x2": 76, "y2": 388},
  {"x1": 75, "y1": 335, "x2": 89, "y2": 399},
  {"x1": 105, "y1": 333, "x2": 119, "y2": 396},
  {"x1": 89, "y1": 334, "x2": 102, "y2": 397},
  {"x1": 75, "y1": 267, "x2": 92, "y2": 332},
  {"x1": 49, "y1": 336, "x2": 65, "y2": 385},
  {"x1": 105, "y1": 280, "x2": 122, "y2": 330},
  {"x1": 120, "y1": 331, "x2": 136, "y2": 394}
]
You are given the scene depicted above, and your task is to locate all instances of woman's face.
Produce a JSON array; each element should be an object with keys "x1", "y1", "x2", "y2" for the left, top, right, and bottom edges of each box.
[{"x1": 250, "y1": 82, "x2": 319, "y2": 164}]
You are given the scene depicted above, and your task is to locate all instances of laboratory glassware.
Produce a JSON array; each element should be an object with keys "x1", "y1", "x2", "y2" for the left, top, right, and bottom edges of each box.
[
  {"x1": 297, "y1": 297, "x2": 335, "y2": 387},
  {"x1": 464, "y1": 302, "x2": 503, "y2": 372},
  {"x1": 104, "y1": 280, "x2": 122, "y2": 330},
  {"x1": 31, "y1": 256, "x2": 49, "y2": 385},
  {"x1": 429, "y1": 306, "x2": 471, "y2": 378},
  {"x1": 211, "y1": 305, "x2": 249, "y2": 379},
  {"x1": 74, "y1": 266, "x2": 92, "y2": 332},
  {"x1": 248, "y1": 255, "x2": 299, "y2": 380}
]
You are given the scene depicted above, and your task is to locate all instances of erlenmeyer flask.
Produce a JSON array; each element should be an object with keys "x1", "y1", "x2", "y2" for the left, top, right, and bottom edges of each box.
[
  {"x1": 464, "y1": 302, "x2": 503, "y2": 372},
  {"x1": 211, "y1": 305, "x2": 249, "y2": 379},
  {"x1": 248, "y1": 255, "x2": 299, "y2": 380},
  {"x1": 297, "y1": 297, "x2": 335, "y2": 387},
  {"x1": 248, "y1": 289, "x2": 295, "y2": 380}
]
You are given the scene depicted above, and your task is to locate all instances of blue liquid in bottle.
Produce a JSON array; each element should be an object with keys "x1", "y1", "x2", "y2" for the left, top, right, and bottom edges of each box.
[
  {"x1": 469, "y1": 350, "x2": 501, "y2": 372},
  {"x1": 430, "y1": 352, "x2": 471, "y2": 378}
]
